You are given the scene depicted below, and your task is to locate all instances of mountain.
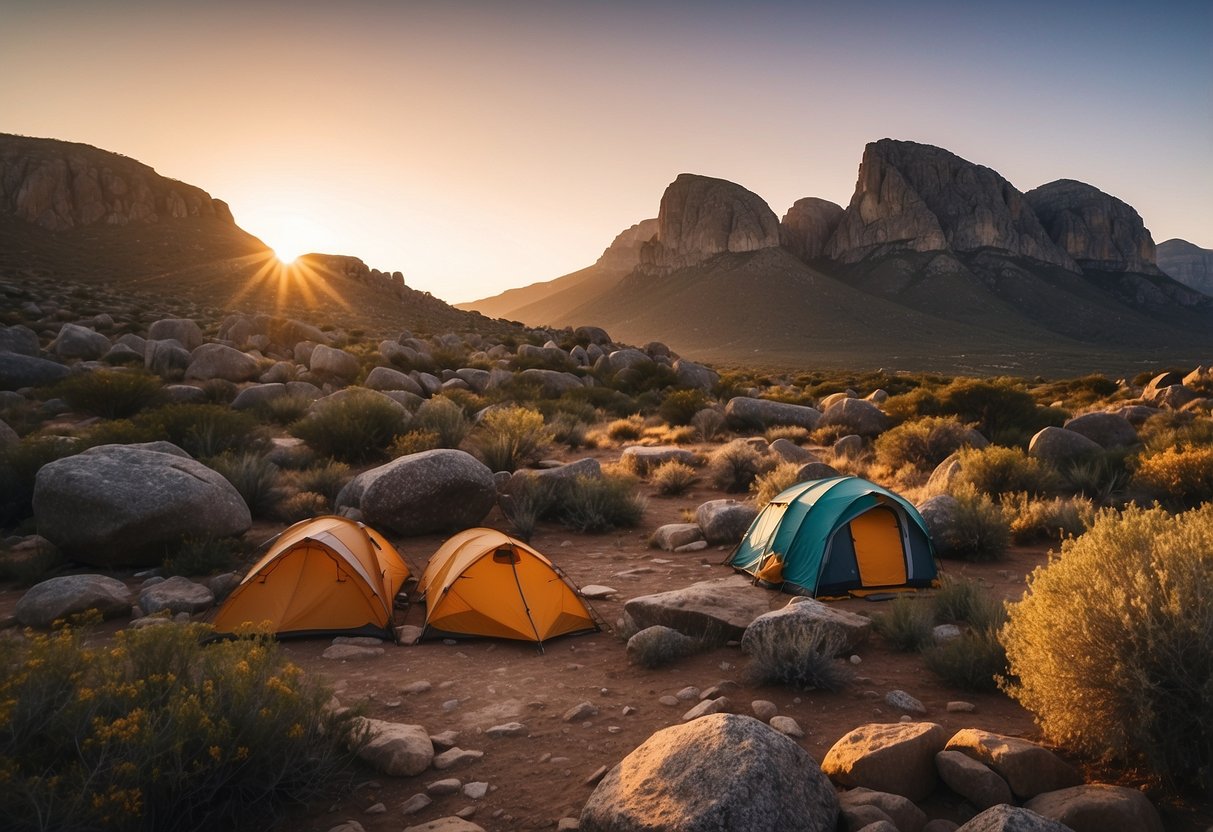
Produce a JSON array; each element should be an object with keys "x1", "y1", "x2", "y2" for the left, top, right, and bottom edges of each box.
[
  {"x1": 461, "y1": 140, "x2": 1212, "y2": 374},
  {"x1": 1157, "y1": 239, "x2": 1213, "y2": 297},
  {"x1": 0, "y1": 134, "x2": 504, "y2": 336}
]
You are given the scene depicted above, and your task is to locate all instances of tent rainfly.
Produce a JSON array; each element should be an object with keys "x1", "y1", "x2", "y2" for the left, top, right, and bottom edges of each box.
[
  {"x1": 727, "y1": 476, "x2": 938, "y2": 597},
  {"x1": 212, "y1": 515, "x2": 410, "y2": 639},
  {"x1": 418, "y1": 528, "x2": 598, "y2": 646}
]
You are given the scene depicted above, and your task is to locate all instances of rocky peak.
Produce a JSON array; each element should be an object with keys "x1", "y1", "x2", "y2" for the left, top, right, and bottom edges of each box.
[
  {"x1": 780, "y1": 197, "x2": 844, "y2": 262},
  {"x1": 825, "y1": 139, "x2": 1077, "y2": 271},
  {"x1": 639, "y1": 174, "x2": 780, "y2": 273},
  {"x1": 596, "y1": 218, "x2": 659, "y2": 273},
  {"x1": 1156, "y1": 239, "x2": 1213, "y2": 296},
  {"x1": 1024, "y1": 179, "x2": 1160, "y2": 274},
  {"x1": 0, "y1": 133, "x2": 234, "y2": 231}
]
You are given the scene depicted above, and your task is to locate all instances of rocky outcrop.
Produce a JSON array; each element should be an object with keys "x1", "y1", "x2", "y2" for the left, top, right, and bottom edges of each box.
[
  {"x1": 822, "y1": 722, "x2": 948, "y2": 801},
  {"x1": 1024, "y1": 179, "x2": 1160, "y2": 274},
  {"x1": 826, "y1": 139, "x2": 1076, "y2": 270},
  {"x1": 1157, "y1": 238, "x2": 1213, "y2": 296},
  {"x1": 780, "y1": 197, "x2": 844, "y2": 262},
  {"x1": 0, "y1": 133, "x2": 234, "y2": 231},
  {"x1": 595, "y1": 218, "x2": 659, "y2": 272},
  {"x1": 640, "y1": 174, "x2": 781, "y2": 272}
]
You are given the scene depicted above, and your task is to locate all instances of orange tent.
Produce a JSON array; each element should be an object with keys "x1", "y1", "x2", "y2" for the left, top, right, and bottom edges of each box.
[
  {"x1": 213, "y1": 515, "x2": 409, "y2": 639},
  {"x1": 418, "y1": 528, "x2": 598, "y2": 646}
]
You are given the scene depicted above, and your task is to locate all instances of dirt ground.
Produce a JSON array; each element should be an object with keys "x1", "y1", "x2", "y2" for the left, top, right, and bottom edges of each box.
[{"x1": 4, "y1": 442, "x2": 1210, "y2": 831}]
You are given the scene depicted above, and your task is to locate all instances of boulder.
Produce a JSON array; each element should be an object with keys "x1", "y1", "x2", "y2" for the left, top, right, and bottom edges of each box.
[
  {"x1": 0, "y1": 418, "x2": 18, "y2": 450},
  {"x1": 14, "y1": 574, "x2": 132, "y2": 628},
  {"x1": 673, "y1": 359, "x2": 719, "y2": 391},
  {"x1": 651, "y1": 523, "x2": 704, "y2": 551},
  {"x1": 575, "y1": 325, "x2": 612, "y2": 346},
  {"x1": 230, "y1": 382, "x2": 289, "y2": 411},
  {"x1": 579, "y1": 713, "x2": 838, "y2": 832},
  {"x1": 954, "y1": 806, "x2": 1072, "y2": 832},
  {"x1": 335, "y1": 449, "x2": 496, "y2": 536},
  {"x1": 1023, "y1": 784, "x2": 1163, "y2": 832},
  {"x1": 945, "y1": 729, "x2": 1082, "y2": 800},
  {"x1": 780, "y1": 197, "x2": 845, "y2": 262},
  {"x1": 1061, "y1": 412, "x2": 1137, "y2": 448},
  {"x1": 355, "y1": 718, "x2": 434, "y2": 777},
  {"x1": 32, "y1": 443, "x2": 251, "y2": 566},
  {"x1": 834, "y1": 435, "x2": 866, "y2": 458},
  {"x1": 508, "y1": 457, "x2": 602, "y2": 489},
  {"x1": 769, "y1": 438, "x2": 818, "y2": 464},
  {"x1": 821, "y1": 399, "x2": 891, "y2": 437},
  {"x1": 147, "y1": 318, "x2": 204, "y2": 351},
  {"x1": 1027, "y1": 426, "x2": 1103, "y2": 463},
  {"x1": 626, "y1": 625, "x2": 701, "y2": 668},
  {"x1": 0, "y1": 324, "x2": 40, "y2": 356},
  {"x1": 50, "y1": 323, "x2": 110, "y2": 360},
  {"x1": 797, "y1": 461, "x2": 841, "y2": 480},
  {"x1": 624, "y1": 575, "x2": 775, "y2": 643},
  {"x1": 621, "y1": 445, "x2": 698, "y2": 473},
  {"x1": 725, "y1": 397, "x2": 822, "y2": 430},
  {"x1": 0, "y1": 352, "x2": 71, "y2": 389},
  {"x1": 822, "y1": 722, "x2": 948, "y2": 802},
  {"x1": 695, "y1": 499, "x2": 758, "y2": 544},
  {"x1": 1149, "y1": 384, "x2": 1199, "y2": 409},
  {"x1": 144, "y1": 339, "x2": 191, "y2": 376},
  {"x1": 455, "y1": 368, "x2": 491, "y2": 393},
  {"x1": 309, "y1": 344, "x2": 361, "y2": 380},
  {"x1": 742, "y1": 596, "x2": 872, "y2": 657},
  {"x1": 185, "y1": 344, "x2": 260, "y2": 382},
  {"x1": 836, "y1": 788, "x2": 927, "y2": 832},
  {"x1": 934, "y1": 749, "x2": 1012, "y2": 810},
  {"x1": 518, "y1": 368, "x2": 584, "y2": 396},
  {"x1": 916, "y1": 495, "x2": 960, "y2": 550},
  {"x1": 926, "y1": 454, "x2": 963, "y2": 492},
  {"x1": 138, "y1": 576, "x2": 215, "y2": 615},
  {"x1": 404, "y1": 820, "x2": 485, "y2": 832},
  {"x1": 365, "y1": 366, "x2": 425, "y2": 395}
]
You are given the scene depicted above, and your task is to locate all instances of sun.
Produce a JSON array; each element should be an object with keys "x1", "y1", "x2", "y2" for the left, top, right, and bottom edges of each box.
[{"x1": 271, "y1": 244, "x2": 305, "y2": 265}]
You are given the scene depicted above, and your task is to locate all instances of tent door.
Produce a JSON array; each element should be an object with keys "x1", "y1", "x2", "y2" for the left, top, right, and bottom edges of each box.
[{"x1": 849, "y1": 507, "x2": 907, "y2": 587}]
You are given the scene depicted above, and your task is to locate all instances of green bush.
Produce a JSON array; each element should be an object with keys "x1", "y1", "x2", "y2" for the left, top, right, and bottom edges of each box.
[
  {"x1": 518, "y1": 473, "x2": 645, "y2": 533},
  {"x1": 744, "y1": 626, "x2": 851, "y2": 691},
  {"x1": 691, "y1": 408, "x2": 725, "y2": 441},
  {"x1": 278, "y1": 491, "x2": 331, "y2": 522},
  {"x1": 1060, "y1": 450, "x2": 1131, "y2": 504},
  {"x1": 1001, "y1": 505, "x2": 1213, "y2": 791},
  {"x1": 708, "y1": 439, "x2": 767, "y2": 493},
  {"x1": 932, "y1": 575, "x2": 988, "y2": 625},
  {"x1": 0, "y1": 435, "x2": 80, "y2": 526},
  {"x1": 389, "y1": 430, "x2": 442, "y2": 457},
  {"x1": 204, "y1": 453, "x2": 284, "y2": 519},
  {"x1": 659, "y1": 389, "x2": 710, "y2": 426},
  {"x1": 52, "y1": 370, "x2": 164, "y2": 419},
  {"x1": 924, "y1": 629, "x2": 1007, "y2": 692},
  {"x1": 547, "y1": 411, "x2": 590, "y2": 449},
  {"x1": 285, "y1": 460, "x2": 352, "y2": 502},
  {"x1": 1139, "y1": 412, "x2": 1213, "y2": 453},
  {"x1": 412, "y1": 396, "x2": 471, "y2": 449},
  {"x1": 0, "y1": 622, "x2": 363, "y2": 832},
  {"x1": 162, "y1": 536, "x2": 244, "y2": 577},
  {"x1": 874, "y1": 416, "x2": 981, "y2": 472},
  {"x1": 1132, "y1": 446, "x2": 1213, "y2": 508},
  {"x1": 1002, "y1": 492, "x2": 1096, "y2": 544},
  {"x1": 872, "y1": 596, "x2": 935, "y2": 652},
  {"x1": 955, "y1": 445, "x2": 1058, "y2": 498},
  {"x1": 606, "y1": 416, "x2": 645, "y2": 442},
  {"x1": 934, "y1": 484, "x2": 1010, "y2": 561},
  {"x1": 473, "y1": 406, "x2": 552, "y2": 473},
  {"x1": 199, "y1": 378, "x2": 239, "y2": 405},
  {"x1": 253, "y1": 393, "x2": 313, "y2": 426},
  {"x1": 938, "y1": 377, "x2": 1047, "y2": 445},
  {"x1": 138, "y1": 404, "x2": 266, "y2": 459},
  {"x1": 290, "y1": 391, "x2": 408, "y2": 463},
  {"x1": 650, "y1": 460, "x2": 698, "y2": 496},
  {"x1": 750, "y1": 461, "x2": 803, "y2": 507}
]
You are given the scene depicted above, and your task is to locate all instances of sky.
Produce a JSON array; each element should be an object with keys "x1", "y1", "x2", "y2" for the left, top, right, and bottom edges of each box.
[{"x1": 2, "y1": 0, "x2": 1210, "y2": 304}]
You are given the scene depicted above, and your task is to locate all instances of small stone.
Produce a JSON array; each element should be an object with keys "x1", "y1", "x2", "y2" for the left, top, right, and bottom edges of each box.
[
  {"x1": 401, "y1": 794, "x2": 432, "y2": 815},
  {"x1": 432, "y1": 748, "x2": 484, "y2": 770},
  {"x1": 622, "y1": 706, "x2": 637, "y2": 716},
  {"x1": 395, "y1": 624, "x2": 424, "y2": 644},
  {"x1": 885, "y1": 690, "x2": 927, "y2": 714},
  {"x1": 947, "y1": 701, "x2": 977, "y2": 713},
  {"x1": 455, "y1": 806, "x2": 478, "y2": 820},
  {"x1": 933, "y1": 624, "x2": 962, "y2": 642},
  {"x1": 443, "y1": 638, "x2": 458, "y2": 645},
  {"x1": 579, "y1": 585, "x2": 617, "y2": 599},
  {"x1": 584, "y1": 765, "x2": 608, "y2": 785},
  {"x1": 427, "y1": 778, "x2": 462, "y2": 795},
  {"x1": 402, "y1": 681, "x2": 432, "y2": 694},
  {"x1": 442, "y1": 699, "x2": 461, "y2": 712},
  {"x1": 365, "y1": 803, "x2": 386, "y2": 814},
  {"x1": 681, "y1": 696, "x2": 732, "y2": 721},
  {"x1": 462, "y1": 781, "x2": 489, "y2": 799},
  {"x1": 485, "y1": 722, "x2": 525, "y2": 738},
  {"x1": 769, "y1": 715, "x2": 804, "y2": 738},
  {"x1": 658, "y1": 695, "x2": 679, "y2": 706},
  {"x1": 751, "y1": 700, "x2": 778, "y2": 722},
  {"x1": 675, "y1": 686, "x2": 700, "y2": 701},
  {"x1": 674, "y1": 541, "x2": 709, "y2": 553},
  {"x1": 850, "y1": 655, "x2": 862, "y2": 665},
  {"x1": 430, "y1": 730, "x2": 460, "y2": 749},
  {"x1": 558, "y1": 818, "x2": 580, "y2": 831},
  {"x1": 563, "y1": 702, "x2": 598, "y2": 722}
]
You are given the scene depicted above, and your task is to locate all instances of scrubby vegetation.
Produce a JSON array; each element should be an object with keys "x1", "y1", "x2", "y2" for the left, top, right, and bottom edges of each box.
[
  {"x1": 474, "y1": 405, "x2": 552, "y2": 473},
  {"x1": 744, "y1": 626, "x2": 851, "y2": 691},
  {"x1": 412, "y1": 396, "x2": 471, "y2": 449},
  {"x1": 750, "y1": 461, "x2": 803, "y2": 507},
  {"x1": 502, "y1": 473, "x2": 646, "y2": 534},
  {"x1": 1001, "y1": 505, "x2": 1213, "y2": 792},
  {"x1": 290, "y1": 391, "x2": 408, "y2": 463},
  {"x1": 872, "y1": 596, "x2": 935, "y2": 652},
  {"x1": 954, "y1": 446, "x2": 1058, "y2": 497},
  {"x1": 1001, "y1": 492, "x2": 1095, "y2": 544},
  {"x1": 708, "y1": 439, "x2": 768, "y2": 492},
  {"x1": 649, "y1": 460, "x2": 698, "y2": 496},
  {"x1": 874, "y1": 415, "x2": 979, "y2": 472},
  {"x1": 931, "y1": 484, "x2": 1010, "y2": 561},
  {"x1": 0, "y1": 622, "x2": 363, "y2": 832},
  {"x1": 204, "y1": 452, "x2": 284, "y2": 519},
  {"x1": 52, "y1": 370, "x2": 164, "y2": 419}
]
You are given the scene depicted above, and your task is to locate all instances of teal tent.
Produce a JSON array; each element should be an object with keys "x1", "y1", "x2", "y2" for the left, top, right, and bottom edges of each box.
[{"x1": 727, "y1": 476, "x2": 937, "y2": 597}]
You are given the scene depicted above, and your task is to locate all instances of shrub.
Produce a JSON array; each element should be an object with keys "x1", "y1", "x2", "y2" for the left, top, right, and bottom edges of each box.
[
  {"x1": 708, "y1": 439, "x2": 768, "y2": 492},
  {"x1": 606, "y1": 416, "x2": 645, "y2": 442},
  {"x1": 254, "y1": 393, "x2": 313, "y2": 425},
  {"x1": 474, "y1": 406, "x2": 553, "y2": 473},
  {"x1": 1060, "y1": 450, "x2": 1131, "y2": 504},
  {"x1": 658, "y1": 389, "x2": 709, "y2": 426},
  {"x1": 934, "y1": 484, "x2": 1010, "y2": 561},
  {"x1": 650, "y1": 461, "x2": 698, "y2": 496},
  {"x1": 1001, "y1": 505, "x2": 1213, "y2": 791},
  {"x1": 204, "y1": 452, "x2": 284, "y2": 519},
  {"x1": 286, "y1": 460, "x2": 352, "y2": 501},
  {"x1": 199, "y1": 378, "x2": 239, "y2": 404},
  {"x1": 290, "y1": 391, "x2": 408, "y2": 463},
  {"x1": 1139, "y1": 412, "x2": 1213, "y2": 453},
  {"x1": 627, "y1": 626, "x2": 703, "y2": 669},
  {"x1": 0, "y1": 435, "x2": 80, "y2": 526},
  {"x1": 161, "y1": 535, "x2": 244, "y2": 577},
  {"x1": 938, "y1": 377, "x2": 1045, "y2": 445},
  {"x1": 52, "y1": 370, "x2": 164, "y2": 419},
  {"x1": 542, "y1": 473, "x2": 646, "y2": 533},
  {"x1": 412, "y1": 396, "x2": 471, "y2": 449},
  {"x1": 764, "y1": 425, "x2": 811, "y2": 444},
  {"x1": 691, "y1": 408, "x2": 725, "y2": 441},
  {"x1": 931, "y1": 575, "x2": 987, "y2": 624},
  {"x1": 0, "y1": 623, "x2": 363, "y2": 832},
  {"x1": 138, "y1": 404, "x2": 266, "y2": 458},
  {"x1": 278, "y1": 491, "x2": 331, "y2": 522},
  {"x1": 1002, "y1": 492, "x2": 1096, "y2": 544},
  {"x1": 1133, "y1": 446, "x2": 1213, "y2": 508},
  {"x1": 389, "y1": 430, "x2": 442, "y2": 457},
  {"x1": 744, "y1": 626, "x2": 851, "y2": 691},
  {"x1": 924, "y1": 629, "x2": 1007, "y2": 692},
  {"x1": 548, "y1": 411, "x2": 590, "y2": 449},
  {"x1": 874, "y1": 415, "x2": 980, "y2": 472},
  {"x1": 751, "y1": 461, "x2": 804, "y2": 507},
  {"x1": 955, "y1": 445, "x2": 1058, "y2": 498},
  {"x1": 872, "y1": 596, "x2": 935, "y2": 652}
]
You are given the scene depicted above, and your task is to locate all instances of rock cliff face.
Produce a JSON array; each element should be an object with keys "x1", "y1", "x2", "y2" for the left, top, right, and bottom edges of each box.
[
  {"x1": 640, "y1": 174, "x2": 780, "y2": 272},
  {"x1": 825, "y1": 139, "x2": 1077, "y2": 270},
  {"x1": 596, "y1": 218, "x2": 659, "y2": 272},
  {"x1": 0, "y1": 134, "x2": 233, "y2": 231},
  {"x1": 780, "y1": 197, "x2": 844, "y2": 262},
  {"x1": 1157, "y1": 239, "x2": 1213, "y2": 296},
  {"x1": 1025, "y1": 179, "x2": 1160, "y2": 274}
]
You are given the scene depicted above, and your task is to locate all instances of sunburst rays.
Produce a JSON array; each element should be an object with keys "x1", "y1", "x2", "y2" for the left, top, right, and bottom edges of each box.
[{"x1": 227, "y1": 250, "x2": 354, "y2": 313}]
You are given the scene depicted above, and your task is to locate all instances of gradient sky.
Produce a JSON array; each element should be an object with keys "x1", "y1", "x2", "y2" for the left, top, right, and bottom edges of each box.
[{"x1": 3, "y1": 0, "x2": 1210, "y2": 303}]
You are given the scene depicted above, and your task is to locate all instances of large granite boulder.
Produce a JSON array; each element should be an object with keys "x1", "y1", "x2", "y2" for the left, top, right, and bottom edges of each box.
[
  {"x1": 836, "y1": 788, "x2": 927, "y2": 832},
  {"x1": 955, "y1": 806, "x2": 1072, "y2": 832},
  {"x1": 230, "y1": 382, "x2": 289, "y2": 411},
  {"x1": 365, "y1": 366, "x2": 426, "y2": 396},
  {"x1": 624, "y1": 575, "x2": 776, "y2": 643},
  {"x1": 32, "y1": 443, "x2": 251, "y2": 566},
  {"x1": 934, "y1": 749, "x2": 1013, "y2": 810},
  {"x1": 147, "y1": 318, "x2": 204, "y2": 351},
  {"x1": 144, "y1": 339, "x2": 192, "y2": 376},
  {"x1": 742, "y1": 596, "x2": 872, "y2": 657},
  {"x1": 639, "y1": 174, "x2": 782, "y2": 273},
  {"x1": 0, "y1": 324, "x2": 40, "y2": 356},
  {"x1": 780, "y1": 197, "x2": 845, "y2": 262},
  {"x1": 1023, "y1": 783, "x2": 1164, "y2": 832},
  {"x1": 621, "y1": 445, "x2": 698, "y2": 473},
  {"x1": 518, "y1": 368, "x2": 584, "y2": 396},
  {"x1": 1024, "y1": 179, "x2": 1160, "y2": 274},
  {"x1": 725, "y1": 396, "x2": 823, "y2": 430},
  {"x1": 945, "y1": 729, "x2": 1082, "y2": 800},
  {"x1": 309, "y1": 344, "x2": 360, "y2": 380},
  {"x1": 335, "y1": 449, "x2": 496, "y2": 536},
  {"x1": 1061, "y1": 411, "x2": 1137, "y2": 448},
  {"x1": 822, "y1": 722, "x2": 948, "y2": 802},
  {"x1": 0, "y1": 352, "x2": 70, "y2": 389},
  {"x1": 49, "y1": 323, "x2": 110, "y2": 360},
  {"x1": 821, "y1": 398, "x2": 891, "y2": 437},
  {"x1": 1027, "y1": 426, "x2": 1102, "y2": 463},
  {"x1": 696, "y1": 499, "x2": 758, "y2": 544},
  {"x1": 580, "y1": 713, "x2": 838, "y2": 832},
  {"x1": 673, "y1": 358, "x2": 719, "y2": 391},
  {"x1": 185, "y1": 343, "x2": 260, "y2": 382},
  {"x1": 15, "y1": 574, "x2": 132, "y2": 628},
  {"x1": 138, "y1": 576, "x2": 215, "y2": 615}
]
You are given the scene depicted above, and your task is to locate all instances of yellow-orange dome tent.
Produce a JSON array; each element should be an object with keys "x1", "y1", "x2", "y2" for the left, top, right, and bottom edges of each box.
[
  {"x1": 418, "y1": 528, "x2": 598, "y2": 646},
  {"x1": 213, "y1": 515, "x2": 410, "y2": 639}
]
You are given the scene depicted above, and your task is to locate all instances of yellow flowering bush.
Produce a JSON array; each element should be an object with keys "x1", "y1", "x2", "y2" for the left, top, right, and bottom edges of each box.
[{"x1": 0, "y1": 622, "x2": 364, "y2": 831}]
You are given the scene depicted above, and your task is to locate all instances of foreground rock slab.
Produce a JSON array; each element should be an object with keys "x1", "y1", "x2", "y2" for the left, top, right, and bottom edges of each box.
[
  {"x1": 822, "y1": 722, "x2": 947, "y2": 802},
  {"x1": 624, "y1": 575, "x2": 776, "y2": 643},
  {"x1": 355, "y1": 718, "x2": 434, "y2": 777},
  {"x1": 1023, "y1": 783, "x2": 1164, "y2": 832},
  {"x1": 15, "y1": 574, "x2": 132, "y2": 628},
  {"x1": 945, "y1": 729, "x2": 1082, "y2": 800},
  {"x1": 580, "y1": 713, "x2": 838, "y2": 832}
]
